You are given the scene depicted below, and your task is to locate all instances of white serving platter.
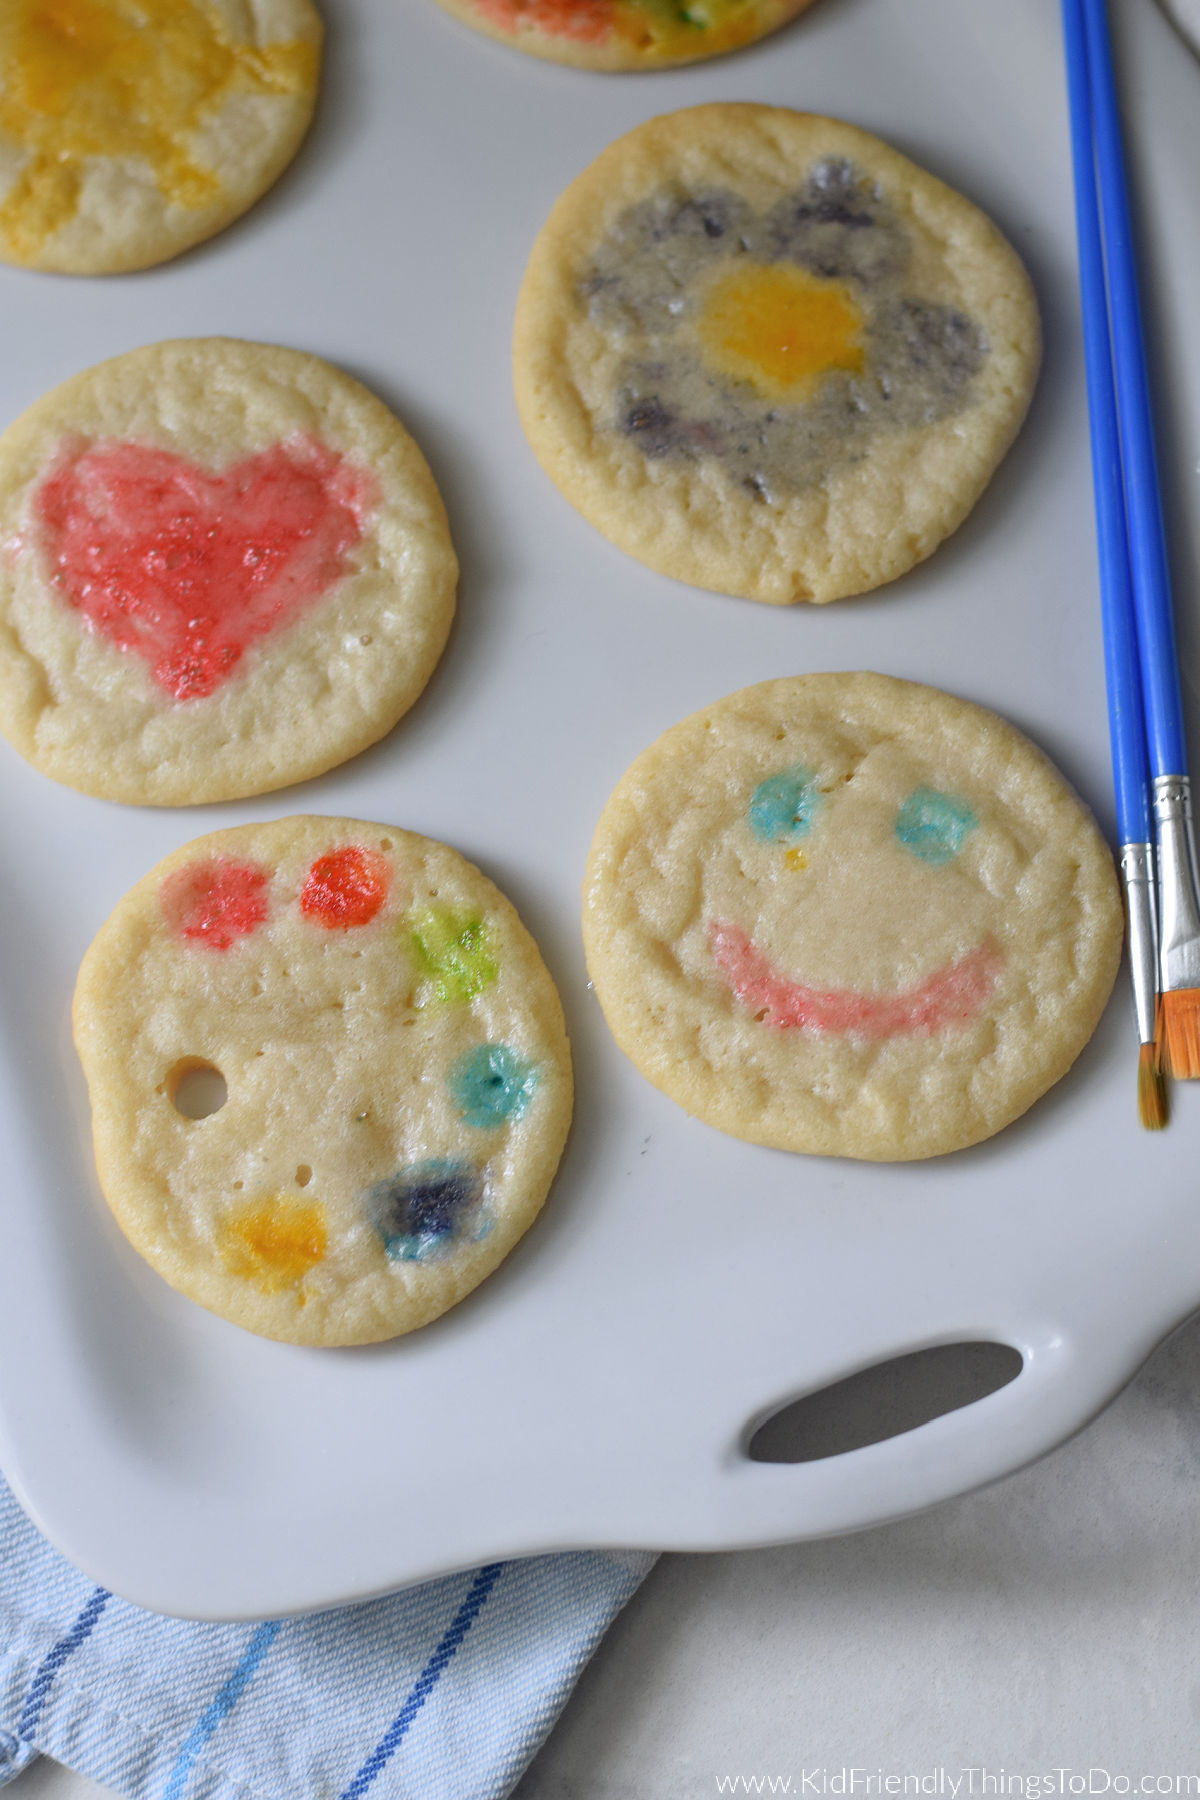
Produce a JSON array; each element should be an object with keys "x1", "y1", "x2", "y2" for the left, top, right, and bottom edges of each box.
[{"x1": 1, "y1": 0, "x2": 1199, "y2": 1622}]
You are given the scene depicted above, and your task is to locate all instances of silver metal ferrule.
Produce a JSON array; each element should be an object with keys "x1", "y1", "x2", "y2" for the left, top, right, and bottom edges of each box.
[
  {"x1": 1153, "y1": 774, "x2": 1200, "y2": 991},
  {"x1": 1119, "y1": 842, "x2": 1159, "y2": 1046}
]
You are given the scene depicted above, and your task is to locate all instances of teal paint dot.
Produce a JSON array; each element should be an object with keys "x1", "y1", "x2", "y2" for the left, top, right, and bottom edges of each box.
[
  {"x1": 748, "y1": 764, "x2": 823, "y2": 843},
  {"x1": 894, "y1": 787, "x2": 977, "y2": 865},
  {"x1": 449, "y1": 1043, "x2": 539, "y2": 1129}
]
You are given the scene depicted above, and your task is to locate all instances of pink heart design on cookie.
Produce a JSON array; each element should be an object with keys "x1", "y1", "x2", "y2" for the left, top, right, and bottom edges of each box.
[{"x1": 34, "y1": 435, "x2": 379, "y2": 700}]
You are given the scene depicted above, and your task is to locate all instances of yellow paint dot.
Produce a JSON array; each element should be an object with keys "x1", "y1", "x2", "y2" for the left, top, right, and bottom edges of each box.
[
  {"x1": 785, "y1": 848, "x2": 808, "y2": 870},
  {"x1": 0, "y1": 0, "x2": 317, "y2": 262},
  {"x1": 219, "y1": 1196, "x2": 327, "y2": 1295},
  {"x1": 695, "y1": 263, "x2": 866, "y2": 400},
  {"x1": 612, "y1": 0, "x2": 764, "y2": 58}
]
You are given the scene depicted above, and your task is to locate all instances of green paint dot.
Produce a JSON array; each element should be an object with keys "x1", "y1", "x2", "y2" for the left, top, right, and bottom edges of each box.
[{"x1": 407, "y1": 908, "x2": 498, "y2": 1006}]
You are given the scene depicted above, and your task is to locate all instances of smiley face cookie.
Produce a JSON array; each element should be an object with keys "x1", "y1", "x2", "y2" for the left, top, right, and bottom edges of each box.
[
  {"x1": 0, "y1": 338, "x2": 457, "y2": 804},
  {"x1": 583, "y1": 674, "x2": 1122, "y2": 1160},
  {"x1": 0, "y1": 0, "x2": 321, "y2": 275},
  {"x1": 73, "y1": 816, "x2": 573, "y2": 1345},
  {"x1": 514, "y1": 105, "x2": 1040, "y2": 604},
  {"x1": 430, "y1": 0, "x2": 815, "y2": 70}
]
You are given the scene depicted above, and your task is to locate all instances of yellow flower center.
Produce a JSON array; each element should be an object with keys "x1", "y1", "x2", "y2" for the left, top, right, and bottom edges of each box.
[{"x1": 696, "y1": 263, "x2": 866, "y2": 399}]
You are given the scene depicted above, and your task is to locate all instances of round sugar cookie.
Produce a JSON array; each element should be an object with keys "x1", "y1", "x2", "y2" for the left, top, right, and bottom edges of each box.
[
  {"x1": 0, "y1": 0, "x2": 322, "y2": 275},
  {"x1": 514, "y1": 104, "x2": 1041, "y2": 604},
  {"x1": 73, "y1": 816, "x2": 574, "y2": 1346},
  {"x1": 0, "y1": 339, "x2": 458, "y2": 805},
  {"x1": 431, "y1": 0, "x2": 816, "y2": 71},
  {"x1": 583, "y1": 674, "x2": 1122, "y2": 1161}
]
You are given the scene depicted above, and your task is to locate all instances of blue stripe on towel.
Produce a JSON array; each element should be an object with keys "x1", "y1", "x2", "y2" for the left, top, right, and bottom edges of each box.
[
  {"x1": 18, "y1": 1585, "x2": 111, "y2": 1738},
  {"x1": 160, "y1": 1620, "x2": 281, "y2": 1800},
  {"x1": 339, "y1": 1562, "x2": 505, "y2": 1800}
]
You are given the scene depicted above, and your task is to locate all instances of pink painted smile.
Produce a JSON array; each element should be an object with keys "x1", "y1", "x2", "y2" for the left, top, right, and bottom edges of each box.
[{"x1": 709, "y1": 920, "x2": 1003, "y2": 1040}]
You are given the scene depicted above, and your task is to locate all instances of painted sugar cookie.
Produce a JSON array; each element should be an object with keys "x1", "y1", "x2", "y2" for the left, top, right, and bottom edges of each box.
[
  {"x1": 514, "y1": 105, "x2": 1040, "y2": 604},
  {"x1": 430, "y1": 0, "x2": 816, "y2": 71},
  {"x1": 73, "y1": 816, "x2": 573, "y2": 1346},
  {"x1": 0, "y1": 339, "x2": 457, "y2": 804},
  {"x1": 0, "y1": 0, "x2": 321, "y2": 275},
  {"x1": 582, "y1": 674, "x2": 1121, "y2": 1161}
]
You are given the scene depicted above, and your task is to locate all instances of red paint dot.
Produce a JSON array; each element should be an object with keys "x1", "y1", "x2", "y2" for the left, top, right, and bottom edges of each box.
[
  {"x1": 161, "y1": 858, "x2": 270, "y2": 951},
  {"x1": 300, "y1": 846, "x2": 391, "y2": 929},
  {"x1": 474, "y1": 0, "x2": 613, "y2": 42}
]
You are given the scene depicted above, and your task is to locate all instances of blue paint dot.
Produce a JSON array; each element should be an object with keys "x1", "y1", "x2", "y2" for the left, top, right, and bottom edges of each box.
[
  {"x1": 894, "y1": 787, "x2": 977, "y2": 865},
  {"x1": 449, "y1": 1043, "x2": 539, "y2": 1129},
  {"x1": 366, "y1": 1158, "x2": 482, "y2": 1262},
  {"x1": 748, "y1": 764, "x2": 823, "y2": 843}
]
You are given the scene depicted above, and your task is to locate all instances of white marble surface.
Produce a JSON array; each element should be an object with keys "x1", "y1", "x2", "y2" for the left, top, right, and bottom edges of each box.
[{"x1": 8, "y1": 2, "x2": 1200, "y2": 1796}]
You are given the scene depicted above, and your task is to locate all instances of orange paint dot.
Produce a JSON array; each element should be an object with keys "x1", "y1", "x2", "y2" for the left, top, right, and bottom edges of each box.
[
  {"x1": 219, "y1": 1197, "x2": 327, "y2": 1293},
  {"x1": 785, "y1": 848, "x2": 808, "y2": 870},
  {"x1": 300, "y1": 845, "x2": 392, "y2": 929},
  {"x1": 696, "y1": 264, "x2": 866, "y2": 399}
]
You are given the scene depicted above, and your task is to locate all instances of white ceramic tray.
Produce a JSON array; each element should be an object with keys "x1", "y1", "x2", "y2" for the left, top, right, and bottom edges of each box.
[{"x1": 1, "y1": 0, "x2": 1199, "y2": 1622}]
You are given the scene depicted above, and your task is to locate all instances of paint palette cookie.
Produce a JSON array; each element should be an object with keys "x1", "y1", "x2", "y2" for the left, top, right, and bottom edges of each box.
[
  {"x1": 0, "y1": 0, "x2": 321, "y2": 275},
  {"x1": 514, "y1": 105, "x2": 1040, "y2": 604},
  {"x1": 0, "y1": 339, "x2": 457, "y2": 804},
  {"x1": 431, "y1": 0, "x2": 815, "y2": 70},
  {"x1": 583, "y1": 674, "x2": 1122, "y2": 1161},
  {"x1": 73, "y1": 817, "x2": 573, "y2": 1345}
]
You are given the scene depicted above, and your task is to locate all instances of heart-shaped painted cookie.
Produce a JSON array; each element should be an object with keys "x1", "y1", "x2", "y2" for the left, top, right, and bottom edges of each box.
[
  {"x1": 36, "y1": 435, "x2": 378, "y2": 700},
  {"x1": 0, "y1": 339, "x2": 458, "y2": 805}
]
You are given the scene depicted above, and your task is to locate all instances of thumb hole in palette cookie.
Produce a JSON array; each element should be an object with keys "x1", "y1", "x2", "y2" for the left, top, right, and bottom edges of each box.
[
  {"x1": 165, "y1": 1057, "x2": 228, "y2": 1120},
  {"x1": 746, "y1": 1340, "x2": 1023, "y2": 1464}
]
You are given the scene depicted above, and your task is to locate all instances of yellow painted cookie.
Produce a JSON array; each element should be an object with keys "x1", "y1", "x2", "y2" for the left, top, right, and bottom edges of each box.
[
  {"x1": 0, "y1": 0, "x2": 321, "y2": 275},
  {"x1": 0, "y1": 339, "x2": 457, "y2": 805},
  {"x1": 515, "y1": 105, "x2": 1041, "y2": 603},
  {"x1": 583, "y1": 674, "x2": 1121, "y2": 1160},
  {"x1": 430, "y1": 0, "x2": 816, "y2": 70},
  {"x1": 73, "y1": 817, "x2": 574, "y2": 1345}
]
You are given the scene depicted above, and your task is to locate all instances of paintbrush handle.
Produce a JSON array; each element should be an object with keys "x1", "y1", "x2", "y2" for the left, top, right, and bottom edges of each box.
[
  {"x1": 1082, "y1": 0, "x2": 1187, "y2": 780},
  {"x1": 1061, "y1": 0, "x2": 1153, "y2": 845}
]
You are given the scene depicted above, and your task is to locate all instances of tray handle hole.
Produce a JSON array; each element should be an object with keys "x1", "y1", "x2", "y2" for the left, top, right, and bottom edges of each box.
[{"x1": 746, "y1": 1340, "x2": 1023, "y2": 1464}]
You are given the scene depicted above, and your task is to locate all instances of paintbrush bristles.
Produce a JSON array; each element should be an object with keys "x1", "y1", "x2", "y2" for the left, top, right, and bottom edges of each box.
[
  {"x1": 1138, "y1": 1041, "x2": 1167, "y2": 1130},
  {"x1": 1159, "y1": 991, "x2": 1200, "y2": 1081}
]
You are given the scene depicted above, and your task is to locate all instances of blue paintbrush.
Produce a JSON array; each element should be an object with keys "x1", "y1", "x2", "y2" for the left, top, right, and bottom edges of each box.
[{"x1": 1061, "y1": 0, "x2": 1167, "y2": 1125}]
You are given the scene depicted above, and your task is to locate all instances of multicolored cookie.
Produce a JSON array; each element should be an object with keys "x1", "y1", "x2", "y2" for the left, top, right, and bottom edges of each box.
[
  {"x1": 430, "y1": 0, "x2": 816, "y2": 70},
  {"x1": 0, "y1": 0, "x2": 321, "y2": 275},
  {"x1": 0, "y1": 339, "x2": 457, "y2": 804},
  {"x1": 73, "y1": 817, "x2": 573, "y2": 1345},
  {"x1": 514, "y1": 105, "x2": 1040, "y2": 604},
  {"x1": 582, "y1": 674, "x2": 1121, "y2": 1160}
]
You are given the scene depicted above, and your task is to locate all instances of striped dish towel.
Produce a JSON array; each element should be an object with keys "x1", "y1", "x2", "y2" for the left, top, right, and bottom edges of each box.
[{"x1": 0, "y1": 1475, "x2": 654, "y2": 1798}]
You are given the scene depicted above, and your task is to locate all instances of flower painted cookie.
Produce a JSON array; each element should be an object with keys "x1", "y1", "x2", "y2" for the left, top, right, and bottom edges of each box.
[
  {"x1": 430, "y1": 0, "x2": 816, "y2": 70},
  {"x1": 515, "y1": 105, "x2": 1040, "y2": 604},
  {"x1": 0, "y1": 339, "x2": 457, "y2": 803},
  {"x1": 0, "y1": 0, "x2": 321, "y2": 275},
  {"x1": 73, "y1": 817, "x2": 573, "y2": 1345},
  {"x1": 583, "y1": 675, "x2": 1122, "y2": 1161}
]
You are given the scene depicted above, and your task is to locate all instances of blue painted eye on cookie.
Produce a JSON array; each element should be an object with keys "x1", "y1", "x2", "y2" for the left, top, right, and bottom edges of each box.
[
  {"x1": 748, "y1": 764, "x2": 823, "y2": 843},
  {"x1": 449, "y1": 1044, "x2": 540, "y2": 1130},
  {"x1": 894, "y1": 787, "x2": 977, "y2": 866},
  {"x1": 366, "y1": 1159, "x2": 488, "y2": 1263}
]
